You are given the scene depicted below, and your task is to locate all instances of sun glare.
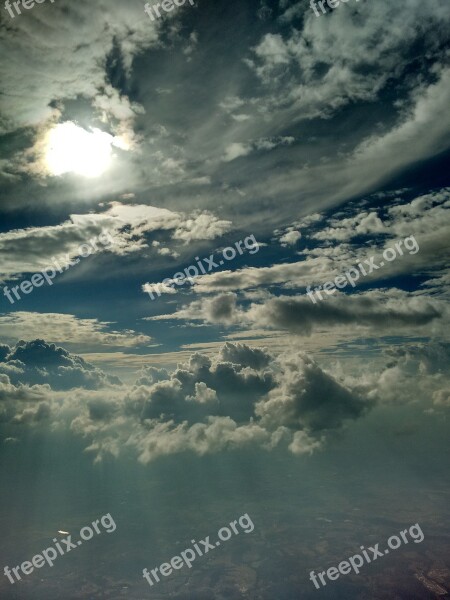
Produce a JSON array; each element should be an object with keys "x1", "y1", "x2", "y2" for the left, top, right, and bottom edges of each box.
[{"x1": 45, "y1": 122, "x2": 115, "y2": 178}]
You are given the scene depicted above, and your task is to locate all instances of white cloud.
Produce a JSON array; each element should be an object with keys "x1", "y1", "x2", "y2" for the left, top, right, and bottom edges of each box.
[
  {"x1": 0, "y1": 313, "x2": 151, "y2": 349},
  {"x1": 0, "y1": 203, "x2": 233, "y2": 280},
  {"x1": 279, "y1": 230, "x2": 301, "y2": 246},
  {"x1": 0, "y1": 1, "x2": 160, "y2": 134},
  {"x1": 223, "y1": 136, "x2": 294, "y2": 162}
]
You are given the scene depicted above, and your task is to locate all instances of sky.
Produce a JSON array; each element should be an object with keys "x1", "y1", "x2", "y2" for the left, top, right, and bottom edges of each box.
[{"x1": 0, "y1": 0, "x2": 449, "y2": 598}]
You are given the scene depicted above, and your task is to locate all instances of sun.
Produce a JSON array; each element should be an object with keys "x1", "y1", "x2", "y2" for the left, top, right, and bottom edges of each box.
[{"x1": 45, "y1": 122, "x2": 115, "y2": 178}]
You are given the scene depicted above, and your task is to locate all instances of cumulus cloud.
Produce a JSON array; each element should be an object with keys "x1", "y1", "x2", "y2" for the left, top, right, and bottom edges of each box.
[
  {"x1": 172, "y1": 212, "x2": 232, "y2": 243},
  {"x1": 218, "y1": 342, "x2": 271, "y2": 370},
  {"x1": 337, "y1": 340, "x2": 450, "y2": 409},
  {"x1": 278, "y1": 229, "x2": 301, "y2": 247},
  {"x1": 0, "y1": 373, "x2": 53, "y2": 425},
  {"x1": 2, "y1": 338, "x2": 446, "y2": 463},
  {"x1": 385, "y1": 341, "x2": 450, "y2": 376},
  {"x1": 313, "y1": 211, "x2": 386, "y2": 242},
  {"x1": 12, "y1": 402, "x2": 52, "y2": 425},
  {"x1": 433, "y1": 389, "x2": 450, "y2": 407},
  {"x1": 63, "y1": 342, "x2": 379, "y2": 463},
  {"x1": 255, "y1": 352, "x2": 372, "y2": 431},
  {"x1": 0, "y1": 339, "x2": 121, "y2": 390},
  {"x1": 0, "y1": 373, "x2": 48, "y2": 403}
]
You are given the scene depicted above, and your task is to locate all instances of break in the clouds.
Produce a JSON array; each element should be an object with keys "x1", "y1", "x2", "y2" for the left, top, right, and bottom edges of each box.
[
  {"x1": 166, "y1": 189, "x2": 450, "y2": 297},
  {"x1": 145, "y1": 187, "x2": 450, "y2": 340}
]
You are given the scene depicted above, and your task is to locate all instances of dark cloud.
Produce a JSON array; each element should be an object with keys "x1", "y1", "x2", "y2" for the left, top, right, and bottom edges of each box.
[
  {"x1": 0, "y1": 344, "x2": 9, "y2": 362},
  {"x1": 218, "y1": 342, "x2": 271, "y2": 370},
  {"x1": 247, "y1": 294, "x2": 442, "y2": 336},
  {"x1": 70, "y1": 343, "x2": 377, "y2": 462},
  {"x1": 385, "y1": 342, "x2": 450, "y2": 376},
  {"x1": 255, "y1": 353, "x2": 372, "y2": 432},
  {"x1": 134, "y1": 347, "x2": 275, "y2": 424},
  {"x1": 155, "y1": 290, "x2": 444, "y2": 336},
  {"x1": 0, "y1": 339, "x2": 121, "y2": 390},
  {"x1": 88, "y1": 398, "x2": 119, "y2": 421}
]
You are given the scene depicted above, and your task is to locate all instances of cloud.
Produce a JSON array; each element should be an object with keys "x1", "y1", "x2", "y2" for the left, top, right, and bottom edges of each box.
[
  {"x1": 1, "y1": 0, "x2": 449, "y2": 231},
  {"x1": 313, "y1": 211, "x2": 386, "y2": 242},
  {"x1": 278, "y1": 230, "x2": 301, "y2": 246},
  {"x1": 0, "y1": 216, "x2": 119, "y2": 279},
  {"x1": 2, "y1": 338, "x2": 446, "y2": 463},
  {"x1": 148, "y1": 293, "x2": 242, "y2": 324},
  {"x1": 246, "y1": 0, "x2": 449, "y2": 122},
  {"x1": 0, "y1": 1, "x2": 160, "y2": 133},
  {"x1": 255, "y1": 352, "x2": 371, "y2": 432},
  {"x1": 0, "y1": 313, "x2": 151, "y2": 349},
  {"x1": 385, "y1": 341, "x2": 450, "y2": 377},
  {"x1": 12, "y1": 402, "x2": 52, "y2": 425},
  {"x1": 0, "y1": 373, "x2": 48, "y2": 404},
  {"x1": 187, "y1": 262, "x2": 329, "y2": 294},
  {"x1": 223, "y1": 136, "x2": 294, "y2": 162},
  {"x1": 350, "y1": 67, "x2": 450, "y2": 187},
  {"x1": 344, "y1": 340, "x2": 450, "y2": 411},
  {"x1": 73, "y1": 343, "x2": 377, "y2": 463},
  {"x1": 187, "y1": 382, "x2": 218, "y2": 405},
  {"x1": 0, "y1": 339, "x2": 121, "y2": 390},
  {"x1": 433, "y1": 389, "x2": 450, "y2": 408},
  {"x1": 152, "y1": 290, "x2": 444, "y2": 337},
  {"x1": 122, "y1": 417, "x2": 273, "y2": 465},
  {"x1": 0, "y1": 202, "x2": 233, "y2": 280},
  {"x1": 88, "y1": 398, "x2": 120, "y2": 421},
  {"x1": 246, "y1": 293, "x2": 444, "y2": 336},
  {"x1": 218, "y1": 342, "x2": 271, "y2": 370},
  {"x1": 135, "y1": 366, "x2": 170, "y2": 386},
  {"x1": 288, "y1": 430, "x2": 323, "y2": 456},
  {"x1": 172, "y1": 212, "x2": 232, "y2": 243},
  {"x1": 180, "y1": 188, "x2": 450, "y2": 297}
]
